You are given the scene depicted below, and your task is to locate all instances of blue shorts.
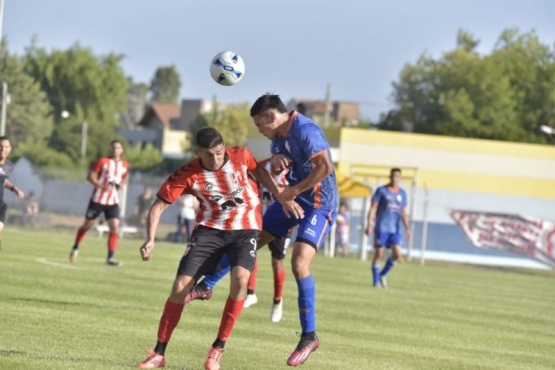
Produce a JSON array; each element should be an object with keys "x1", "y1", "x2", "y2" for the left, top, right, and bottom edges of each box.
[
  {"x1": 263, "y1": 201, "x2": 335, "y2": 250},
  {"x1": 374, "y1": 232, "x2": 402, "y2": 248}
]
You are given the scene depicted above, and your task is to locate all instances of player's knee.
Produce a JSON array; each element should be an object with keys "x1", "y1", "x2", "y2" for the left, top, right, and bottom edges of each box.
[{"x1": 170, "y1": 277, "x2": 195, "y2": 302}]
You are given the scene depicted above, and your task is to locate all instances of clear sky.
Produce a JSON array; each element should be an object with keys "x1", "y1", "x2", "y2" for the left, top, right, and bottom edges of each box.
[{"x1": 3, "y1": 0, "x2": 555, "y2": 120}]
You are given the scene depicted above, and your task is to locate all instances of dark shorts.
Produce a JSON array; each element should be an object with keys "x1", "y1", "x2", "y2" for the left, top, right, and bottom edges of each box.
[
  {"x1": 0, "y1": 202, "x2": 7, "y2": 223},
  {"x1": 263, "y1": 201, "x2": 336, "y2": 250},
  {"x1": 268, "y1": 234, "x2": 291, "y2": 260},
  {"x1": 374, "y1": 232, "x2": 402, "y2": 248},
  {"x1": 176, "y1": 226, "x2": 259, "y2": 281},
  {"x1": 85, "y1": 201, "x2": 120, "y2": 221}
]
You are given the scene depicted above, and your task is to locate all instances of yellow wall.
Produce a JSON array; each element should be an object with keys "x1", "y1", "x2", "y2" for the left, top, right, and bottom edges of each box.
[{"x1": 338, "y1": 128, "x2": 555, "y2": 199}]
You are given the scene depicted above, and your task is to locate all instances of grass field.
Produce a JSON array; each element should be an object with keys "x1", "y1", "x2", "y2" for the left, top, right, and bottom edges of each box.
[{"x1": 1, "y1": 228, "x2": 554, "y2": 370}]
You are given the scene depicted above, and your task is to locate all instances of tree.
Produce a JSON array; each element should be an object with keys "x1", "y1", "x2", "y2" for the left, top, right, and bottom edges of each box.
[
  {"x1": 23, "y1": 42, "x2": 129, "y2": 165},
  {"x1": 189, "y1": 100, "x2": 250, "y2": 150},
  {"x1": 381, "y1": 29, "x2": 555, "y2": 144},
  {"x1": 121, "y1": 77, "x2": 149, "y2": 129},
  {"x1": 149, "y1": 65, "x2": 181, "y2": 104},
  {"x1": 0, "y1": 39, "x2": 54, "y2": 146},
  {"x1": 124, "y1": 143, "x2": 164, "y2": 172}
]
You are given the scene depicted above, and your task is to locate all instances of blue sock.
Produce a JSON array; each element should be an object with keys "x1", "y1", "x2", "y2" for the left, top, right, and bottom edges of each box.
[
  {"x1": 202, "y1": 254, "x2": 231, "y2": 288},
  {"x1": 372, "y1": 263, "x2": 381, "y2": 286},
  {"x1": 297, "y1": 274, "x2": 316, "y2": 333},
  {"x1": 380, "y1": 258, "x2": 396, "y2": 278}
]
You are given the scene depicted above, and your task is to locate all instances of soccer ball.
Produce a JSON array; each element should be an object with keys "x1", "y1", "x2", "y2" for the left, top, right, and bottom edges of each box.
[{"x1": 209, "y1": 51, "x2": 245, "y2": 86}]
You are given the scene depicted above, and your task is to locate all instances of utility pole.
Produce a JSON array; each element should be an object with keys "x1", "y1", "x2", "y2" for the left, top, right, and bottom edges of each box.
[
  {"x1": 0, "y1": 81, "x2": 7, "y2": 136},
  {"x1": 323, "y1": 83, "x2": 332, "y2": 129},
  {"x1": 0, "y1": 0, "x2": 4, "y2": 48}
]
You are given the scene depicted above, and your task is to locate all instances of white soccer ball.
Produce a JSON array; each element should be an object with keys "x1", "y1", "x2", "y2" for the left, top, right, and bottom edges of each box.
[{"x1": 209, "y1": 51, "x2": 245, "y2": 86}]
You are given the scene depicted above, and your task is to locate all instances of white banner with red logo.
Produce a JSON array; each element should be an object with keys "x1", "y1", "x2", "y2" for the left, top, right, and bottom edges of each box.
[{"x1": 449, "y1": 210, "x2": 555, "y2": 268}]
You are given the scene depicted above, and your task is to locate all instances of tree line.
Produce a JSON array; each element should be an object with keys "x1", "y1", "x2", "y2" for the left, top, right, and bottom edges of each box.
[
  {"x1": 0, "y1": 28, "x2": 553, "y2": 172},
  {"x1": 379, "y1": 29, "x2": 555, "y2": 144}
]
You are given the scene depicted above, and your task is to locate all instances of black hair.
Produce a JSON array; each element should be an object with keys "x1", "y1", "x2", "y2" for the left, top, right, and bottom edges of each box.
[
  {"x1": 390, "y1": 168, "x2": 402, "y2": 176},
  {"x1": 0, "y1": 136, "x2": 10, "y2": 142},
  {"x1": 196, "y1": 127, "x2": 224, "y2": 149},
  {"x1": 250, "y1": 93, "x2": 288, "y2": 117},
  {"x1": 110, "y1": 139, "x2": 123, "y2": 146}
]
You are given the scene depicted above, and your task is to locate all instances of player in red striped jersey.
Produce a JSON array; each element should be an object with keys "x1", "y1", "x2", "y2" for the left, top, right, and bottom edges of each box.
[
  {"x1": 69, "y1": 140, "x2": 129, "y2": 266},
  {"x1": 137, "y1": 127, "x2": 303, "y2": 370}
]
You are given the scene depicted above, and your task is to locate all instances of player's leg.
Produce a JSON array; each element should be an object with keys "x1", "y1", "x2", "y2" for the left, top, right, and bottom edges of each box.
[
  {"x1": 184, "y1": 253, "x2": 231, "y2": 304},
  {"x1": 371, "y1": 232, "x2": 387, "y2": 287},
  {"x1": 287, "y1": 209, "x2": 334, "y2": 367},
  {"x1": 244, "y1": 258, "x2": 258, "y2": 307},
  {"x1": 379, "y1": 234, "x2": 403, "y2": 288},
  {"x1": 140, "y1": 226, "x2": 223, "y2": 368},
  {"x1": 269, "y1": 235, "x2": 289, "y2": 322},
  {"x1": 105, "y1": 204, "x2": 121, "y2": 266},
  {"x1": 69, "y1": 201, "x2": 99, "y2": 263},
  {"x1": 204, "y1": 229, "x2": 258, "y2": 370},
  {"x1": 0, "y1": 202, "x2": 7, "y2": 252}
]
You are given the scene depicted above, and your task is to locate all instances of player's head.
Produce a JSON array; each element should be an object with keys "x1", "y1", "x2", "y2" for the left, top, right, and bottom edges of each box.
[
  {"x1": 195, "y1": 127, "x2": 226, "y2": 171},
  {"x1": 339, "y1": 202, "x2": 348, "y2": 213},
  {"x1": 109, "y1": 140, "x2": 124, "y2": 159},
  {"x1": 389, "y1": 168, "x2": 402, "y2": 186},
  {"x1": 250, "y1": 93, "x2": 289, "y2": 139},
  {"x1": 0, "y1": 136, "x2": 12, "y2": 160}
]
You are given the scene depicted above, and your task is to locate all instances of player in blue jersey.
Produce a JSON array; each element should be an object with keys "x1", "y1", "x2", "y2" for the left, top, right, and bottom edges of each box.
[
  {"x1": 365, "y1": 168, "x2": 411, "y2": 288},
  {"x1": 254, "y1": 93, "x2": 337, "y2": 366}
]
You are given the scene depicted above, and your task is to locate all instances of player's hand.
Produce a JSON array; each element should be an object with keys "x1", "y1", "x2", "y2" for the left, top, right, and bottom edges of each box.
[
  {"x1": 406, "y1": 229, "x2": 412, "y2": 241},
  {"x1": 365, "y1": 225, "x2": 372, "y2": 237},
  {"x1": 282, "y1": 200, "x2": 304, "y2": 219},
  {"x1": 271, "y1": 154, "x2": 291, "y2": 172},
  {"x1": 14, "y1": 188, "x2": 24, "y2": 200},
  {"x1": 276, "y1": 185, "x2": 300, "y2": 204},
  {"x1": 139, "y1": 240, "x2": 155, "y2": 261}
]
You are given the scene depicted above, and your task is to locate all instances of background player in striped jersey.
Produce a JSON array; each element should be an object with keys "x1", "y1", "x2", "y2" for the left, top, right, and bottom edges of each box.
[
  {"x1": 137, "y1": 127, "x2": 303, "y2": 370},
  {"x1": 185, "y1": 158, "x2": 292, "y2": 323},
  {"x1": 0, "y1": 136, "x2": 24, "y2": 252},
  {"x1": 252, "y1": 94, "x2": 338, "y2": 367},
  {"x1": 69, "y1": 140, "x2": 129, "y2": 266}
]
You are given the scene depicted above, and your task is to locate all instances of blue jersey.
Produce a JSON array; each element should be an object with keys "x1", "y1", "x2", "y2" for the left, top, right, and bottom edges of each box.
[
  {"x1": 270, "y1": 112, "x2": 338, "y2": 211},
  {"x1": 372, "y1": 185, "x2": 407, "y2": 234}
]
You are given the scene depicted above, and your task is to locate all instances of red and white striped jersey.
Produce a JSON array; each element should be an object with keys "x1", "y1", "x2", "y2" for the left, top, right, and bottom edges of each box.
[
  {"x1": 89, "y1": 157, "x2": 129, "y2": 205},
  {"x1": 157, "y1": 146, "x2": 262, "y2": 231},
  {"x1": 259, "y1": 158, "x2": 288, "y2": 214}
]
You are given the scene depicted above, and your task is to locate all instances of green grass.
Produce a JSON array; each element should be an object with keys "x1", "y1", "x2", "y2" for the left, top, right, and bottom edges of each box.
[{"x1": 1, "y1": 228, "x2": 554, "y2": 370}]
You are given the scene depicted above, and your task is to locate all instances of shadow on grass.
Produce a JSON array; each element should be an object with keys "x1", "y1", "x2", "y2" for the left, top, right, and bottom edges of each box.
[{"x1": 10, "y1": 297, "x2": 106, "y2": 308}]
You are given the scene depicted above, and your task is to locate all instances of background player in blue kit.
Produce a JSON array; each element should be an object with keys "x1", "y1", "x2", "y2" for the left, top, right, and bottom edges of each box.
[{"x1": 365, "y1": 168, "x2": 411, "y2": 288}]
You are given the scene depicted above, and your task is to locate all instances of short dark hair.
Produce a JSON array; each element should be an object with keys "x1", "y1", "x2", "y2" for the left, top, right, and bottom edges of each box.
[
  {"x1": 0, "y1": 136, "x2": 10, "y2": 142},
  {"x1": 196, "y1": 127, "x2": 224, "y2": 149},
  {"x1": 390, "y1": 168, "x2": 401, "y2": 176},
  {"x1": 250, "y1": 93, "x2": 288, "y2": 117},
  {"x1": 110, "y1": 139, "x2": 123, "y2": 146}
]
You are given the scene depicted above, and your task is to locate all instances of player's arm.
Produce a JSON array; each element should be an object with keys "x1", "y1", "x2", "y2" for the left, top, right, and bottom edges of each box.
[
  {"x1": 140, "y1": 198, "x2": 171, "y2": 261},
  {"x1": 86, "y1": 168, "x2": 108, "y2": 191},
  {"x1": 250, "y1": 160, "x2": 304, "y2": 219},
  {"x1": 365, "y1": 202, "x2": 378, "y2": 236},
  {"x1": 276, "y1": 151, "x2": 333, "y2": 203},
  {"x1": 4, "y1": 179, "x2": 24, "y2": 200},
  {"x1": 401, "y1": 206, "x2": 411, "y2": 240}
]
